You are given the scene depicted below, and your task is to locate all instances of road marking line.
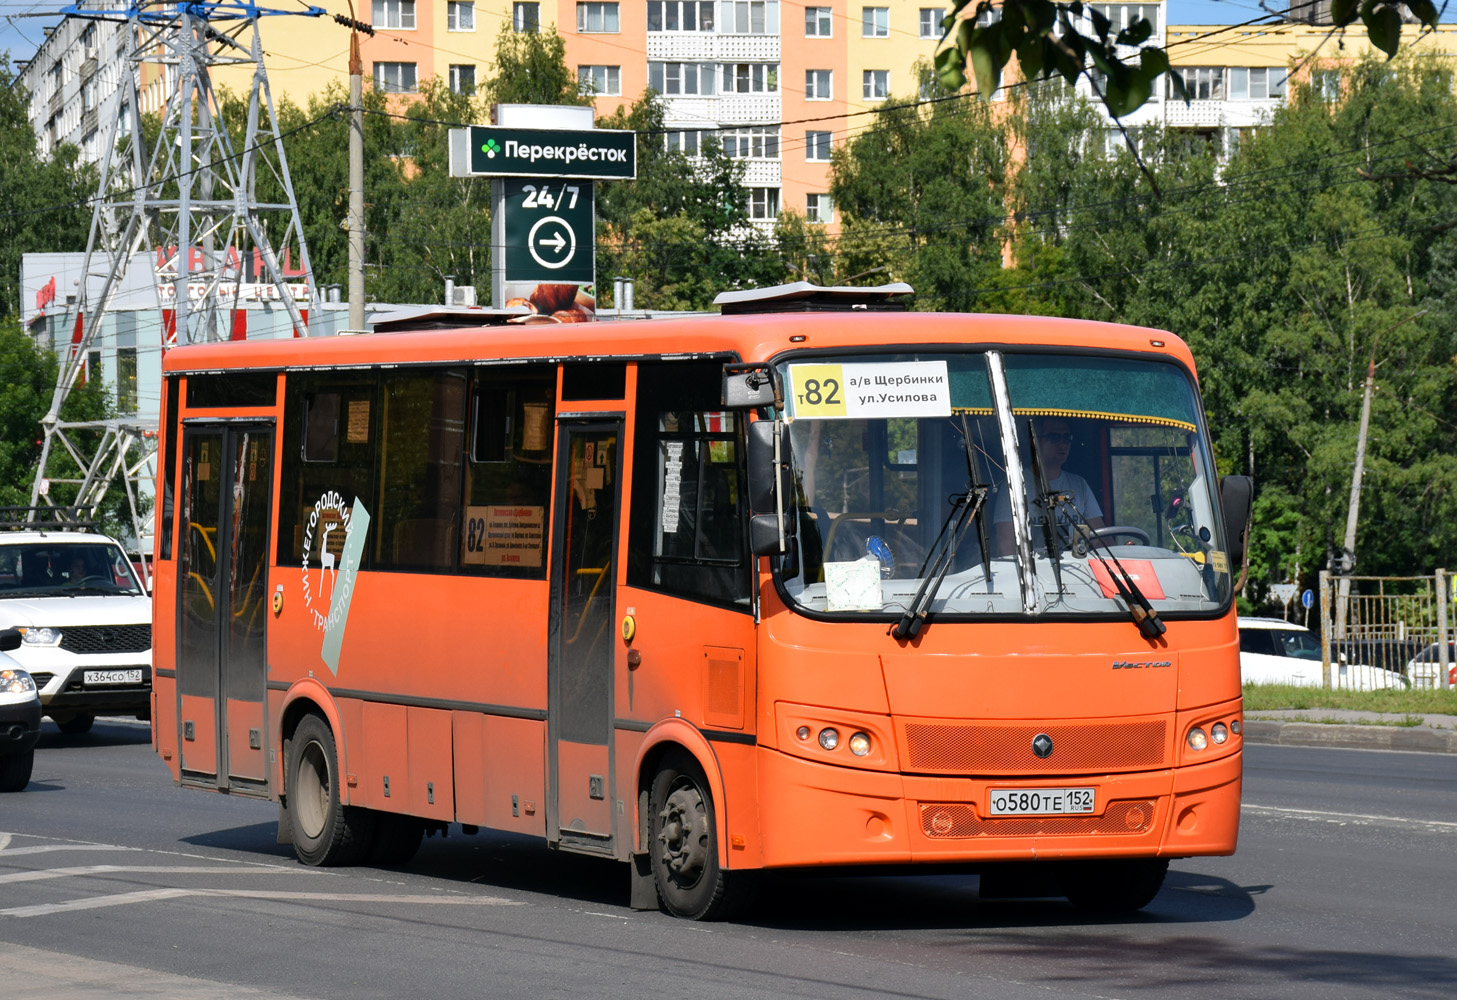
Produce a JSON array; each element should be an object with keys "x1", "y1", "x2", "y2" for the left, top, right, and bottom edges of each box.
[
  {"x1": 0, "y1": 865, "x2": 301, "y2": 884},
  {"x1": 0, "y1": 888, "x2": 521, "y2": 918},
  {"x1": 1245, "y1": 803, "x2": 1457, "y2": 830},
  {"x1": 1, "y1": 888, "x2": 193, "y2": 917},
  {"x1": 0, "y1": 844, "x2": 142, "y2": 857}
]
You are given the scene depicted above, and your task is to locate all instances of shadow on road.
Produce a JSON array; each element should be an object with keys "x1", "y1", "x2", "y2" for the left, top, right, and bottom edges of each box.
[
  {"x1": 35, "y1": 718, "x2": 151, "y2": 750},
  {"x1": 180, "y1": 821, "x2": 295, "y2": 859}
]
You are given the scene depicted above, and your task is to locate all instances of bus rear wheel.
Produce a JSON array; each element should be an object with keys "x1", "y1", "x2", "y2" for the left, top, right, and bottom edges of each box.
[
  {"x1": 368, "y1": 812, "x2": 425, "y2": 867},
  {"x1": 1058, "y1": 858, "x2": 1169, "y2": 912},
  {"x1": 649, "y1": 750, "x2": 742, "y2": 920},
  {"x1": 287, "y1": 714, "x2": 374, "y2": 866}
]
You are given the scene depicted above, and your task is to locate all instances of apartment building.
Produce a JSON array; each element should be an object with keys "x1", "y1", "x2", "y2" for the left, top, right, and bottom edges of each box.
[
  {"x1": 17, "y1": 5, "x2": 1457, "y2": 235},
  {"x1": 18, "y1": 8, "x2": 134, "y2": 163}
]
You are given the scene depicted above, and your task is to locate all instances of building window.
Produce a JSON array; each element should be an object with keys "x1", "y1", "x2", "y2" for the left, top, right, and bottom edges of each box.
[
  {"x1": 648, "y1": 0, "x2": 715, "y2": 30},
  {"x1": 579, "y1": 65, "x2": 622, "y2": 95},
  {"x1": 722, "y1": 63, "x2": 778, "y2": 94},
  {"x1": 805, "y1": 130, "x2": 831, "y2": 161},
  {"x1": 449, "y1": 64, "x2": 476, "y2": 93},
  {"x1": 577, "y1": 2, "x2": 620, "y2": 32},
  {"x1": 805, "y1": 69, "x2": 832, "y2": 100},
  {"x1": 722, "y1": 0, "x2": 778, "y2": 34},
  {"x1": 649, "y1": 62, "x2": 717, "y2": 95},
  {"x1": 1089, "y1": 3, "x2": 1158, "y2": 32},
  {"x1": 919, "y1": 7, "x2": 943, "y2": 37},
  {"x1": 722, "y1": 126, "x2": 780, "y2": 158},
  {"x1": 974, "y1": 6, "x2": 1000, "y2": 24},
  {"x1": 512, "y1": 1, "x2": 540, "y2": 30},
  {"x1": 374, "y1": 62, "x2": 418, "y2": 93},
  {"x1": 806, "y1": 193, "x2": 833, "y2": 223},
  {"x1": 665, "y1": 129, "x2": 704, "y2": 154},
  {"x1": 1229, "y1": 66, "x2": 1288, "y2": 100},
  {"x1": 1311, "y1": 69, "x2": 1341, "y2": 101},
  {"x1": 862, "y1": 6, "x2": 888, "y2": 37},
  {"x1": 1169, "y1": 66, "x2": 1223, "y2": 101},
  {"x1": 372, "y1": 0, "x2": 416, "y2": 30},
  {"x1": 863, "y1": 69, "x2": 889, "y2": 100},
  {"x1": 447, "y1": 1, "x2": 475, "y2": 30},
  {"x1": 747, "y1": 187, "x2": 780, "y2": 221},
  {"x1": 116, "y1": 348, "x2": 138, "y2": 414},
  {"x1": 805, "y1": 6, "x2": 832, "y2": 35},
  {"x1": 87, "y1": 350, "x2": 101, "y2": 384}
]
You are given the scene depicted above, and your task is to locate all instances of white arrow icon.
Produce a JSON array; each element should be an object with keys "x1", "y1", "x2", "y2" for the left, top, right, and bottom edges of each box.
[{"x1": 527, "y1": 216, "x2": 576, "y2": 270}]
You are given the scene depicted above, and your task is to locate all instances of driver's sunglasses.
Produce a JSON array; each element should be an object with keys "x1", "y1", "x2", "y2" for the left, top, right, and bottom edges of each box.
[{"x1": 1041, "y1": 432, "x2": 1075, "y2": 444}]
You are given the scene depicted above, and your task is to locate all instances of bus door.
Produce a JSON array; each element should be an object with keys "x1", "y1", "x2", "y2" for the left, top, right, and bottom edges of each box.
[
  {"x1": 176, "y1": 421, "x2": 274, "y2": 792},
  {"x1": 547, "y1": 420, "x2": 622, "y2": 852}
]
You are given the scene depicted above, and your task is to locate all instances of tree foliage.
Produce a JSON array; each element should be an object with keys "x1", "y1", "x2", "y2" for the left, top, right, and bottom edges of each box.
[
  {"x1": 934, "y1": 1, "x2": 1444, "y2": 121},
  {"x1": 0, "y1": 63, "x2": 94, "y2": 320}
]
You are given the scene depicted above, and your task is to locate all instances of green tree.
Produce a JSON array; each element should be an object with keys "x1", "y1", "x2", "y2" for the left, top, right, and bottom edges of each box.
[
  {"x1": 0, "y1": 63, "x2": 94, "y2": 320},
  {"x1": 829, "y1": 67, "x2": 1010, "y2": 309},
  {"x1": 484, "y1": 27, "x2": 594, "y2": 107}
]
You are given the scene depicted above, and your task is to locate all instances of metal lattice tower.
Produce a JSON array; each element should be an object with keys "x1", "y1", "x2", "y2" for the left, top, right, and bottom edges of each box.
[{"x1": 31, "y1": 1, "x2": 326, "y2": 555}]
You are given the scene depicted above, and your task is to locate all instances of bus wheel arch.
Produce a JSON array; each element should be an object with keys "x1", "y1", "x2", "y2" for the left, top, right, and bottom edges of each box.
[{"x1": 633, "y1": 722, "x2": 728, "y2": 866}]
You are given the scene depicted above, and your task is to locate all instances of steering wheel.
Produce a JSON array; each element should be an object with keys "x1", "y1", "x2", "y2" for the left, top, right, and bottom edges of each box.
[{"x1": 1091, "y1": 525, "x2": 1152, "y2": 546}]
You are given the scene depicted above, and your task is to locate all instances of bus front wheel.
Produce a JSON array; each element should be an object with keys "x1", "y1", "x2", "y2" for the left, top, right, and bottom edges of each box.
[
  {"x1": 649, "y1": 750, "x2": 735, "y2": 920},
  {"x1": 1058, "y1": 858, "x2": 1169, "y2": 912},
  {"x1": 287, "y1": 714, "x2": 374, "y2": 866}
]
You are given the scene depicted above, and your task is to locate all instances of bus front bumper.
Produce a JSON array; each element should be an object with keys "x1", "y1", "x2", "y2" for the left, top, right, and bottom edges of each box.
[{"x1": 754, "y1": 746, "x2": 1241, "y2": 869}]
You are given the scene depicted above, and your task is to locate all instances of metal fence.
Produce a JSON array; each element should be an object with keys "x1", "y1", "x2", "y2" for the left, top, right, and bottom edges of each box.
[{"x1": 1318, "y1": 570, "x2": 1453, "y2": 690}]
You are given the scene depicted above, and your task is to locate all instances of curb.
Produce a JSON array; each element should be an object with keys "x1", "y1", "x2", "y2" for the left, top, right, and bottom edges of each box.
[{"x1": 1242, "y1": 719, "x2": 1457, "y2": 753}]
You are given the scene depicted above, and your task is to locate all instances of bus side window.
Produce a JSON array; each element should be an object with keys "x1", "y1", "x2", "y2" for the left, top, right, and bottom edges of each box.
[
  {"x1": 627, "y1": 361, "x2": 750, "y2": 609},
  {"x1": 278, "y1": 374, "x2": 380, "y2": 567},
  {"x1": 461, "y1": 365, "x2": 555, "y2": 578},
  {"x1": 375, "y1": 369, "x2": 467, "y2": 572}
]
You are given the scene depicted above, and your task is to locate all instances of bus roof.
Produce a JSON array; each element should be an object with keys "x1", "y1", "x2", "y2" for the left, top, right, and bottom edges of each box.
[{"x1": 159, "y1": 312, "x2": 1195, "y2": 375}]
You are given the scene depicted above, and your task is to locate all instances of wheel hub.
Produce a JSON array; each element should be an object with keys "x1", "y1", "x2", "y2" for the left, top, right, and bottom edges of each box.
[{"x1": 658, "y1": 781, "x2": 707, "y2": 886}]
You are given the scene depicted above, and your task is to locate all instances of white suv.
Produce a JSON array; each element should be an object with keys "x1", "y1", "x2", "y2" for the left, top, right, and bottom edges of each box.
[
  {"x1": 1237, "y1": 616, "x2": 1407, "y2": 690},
  {"x1": 0, "y1": 524, "x2": 152, "y2": 734}
]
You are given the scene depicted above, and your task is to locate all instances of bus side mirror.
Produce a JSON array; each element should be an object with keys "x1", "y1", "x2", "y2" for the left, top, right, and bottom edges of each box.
[
  {"x1": 747, "y1": 419, "x2": 794, "y2": 556},
  {"x1": 1220, "y1": 475, "x2": 1253, "y2": 570},
  {"x1": 0, "y1": 628, "x2": 20, "y2": 652},
  {"x1": 722, "y1": 362, "x2": 780, "y2": 410}
]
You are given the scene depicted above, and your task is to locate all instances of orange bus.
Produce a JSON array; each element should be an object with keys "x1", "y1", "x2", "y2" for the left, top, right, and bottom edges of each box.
[{"x1": 150, "y1": 284, "x2": 1252, "y2": 919}]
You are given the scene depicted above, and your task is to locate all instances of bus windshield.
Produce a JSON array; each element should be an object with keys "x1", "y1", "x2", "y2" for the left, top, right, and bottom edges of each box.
[{"x1": 774, "y1": 349, "x2": 1232, "y2": 621}]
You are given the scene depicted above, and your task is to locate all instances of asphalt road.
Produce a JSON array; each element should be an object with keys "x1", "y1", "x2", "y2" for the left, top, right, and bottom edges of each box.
[{"x1": 1, "y1": 720, "x2": 1453, "y2": 1000}]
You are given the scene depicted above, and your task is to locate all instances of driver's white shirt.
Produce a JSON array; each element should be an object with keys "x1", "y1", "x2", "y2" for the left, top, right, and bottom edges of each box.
[{"x1": 992, "y1": 470, "x2": 1103, "y2": 527}]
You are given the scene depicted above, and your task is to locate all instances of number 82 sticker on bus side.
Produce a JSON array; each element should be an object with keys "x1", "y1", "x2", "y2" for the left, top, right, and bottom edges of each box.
[{"x1": 787, "y1": 361, "x2": 952, "y2": 420}]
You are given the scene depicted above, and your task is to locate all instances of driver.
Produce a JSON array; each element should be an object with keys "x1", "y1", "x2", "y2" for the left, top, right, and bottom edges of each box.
[
  {"x1": 993, "y1": 416, "x2": 1105, "y2": 555},
  {"x1": 64, "y1": 553, "x2": 90, "y2": 586}
]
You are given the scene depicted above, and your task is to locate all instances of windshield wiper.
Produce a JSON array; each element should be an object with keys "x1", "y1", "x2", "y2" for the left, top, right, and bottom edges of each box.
[
  {"x1": 1051, "y1": 494, "x2": 1167, "y2": 641},
  {"x1": 890, "y1": 485, "x2": 988, "y2": 641},
  {"x1": 1027, "y1": 421, "x2": 1066, "y2": 598}
]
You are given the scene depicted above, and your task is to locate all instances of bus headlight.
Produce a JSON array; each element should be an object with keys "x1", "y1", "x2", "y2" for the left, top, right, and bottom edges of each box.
[
  {"x1": 1211, "y1": 723, "x2": 1229, "y2": 744},
  {"x1": 818, "y1": 728, "x2": 840, "y2": 751},
  {"x1": 1187, "y1": 727, "x2": 1209, "y2": 751},
  {"x1": 848, "y1": 732, "x2": 871, "y2": 757}
]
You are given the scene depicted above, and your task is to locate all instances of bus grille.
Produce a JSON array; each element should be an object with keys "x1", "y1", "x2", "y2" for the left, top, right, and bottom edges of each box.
[
  {"x1": 919, "y1": 799, "x2": 1157, "y2": 839},
  {"x1": 903, "y1": 720, "x2": 1168, "y2": 774},
  {"x1": 59, "y1": 624, "x2": 152, "y2": 654}
]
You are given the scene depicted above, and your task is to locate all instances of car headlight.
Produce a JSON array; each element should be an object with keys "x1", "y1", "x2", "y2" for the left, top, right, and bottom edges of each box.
[
  {"x1": 1, "y1": 668, "x2": 36, "y2": 694},
  {"x1": 19, "y1": 627, "x2": 61, "y2": 646}
]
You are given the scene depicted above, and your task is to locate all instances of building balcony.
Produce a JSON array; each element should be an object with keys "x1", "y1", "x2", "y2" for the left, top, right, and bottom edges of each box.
[
  {"x1": 82, "y1": 107, "x2": 98, "y2": 135},
  {"x1": 740, "y1": 159, "x2": 781, "y2": 187},
  {"x1": 660, "y1": 93, "x2": 781, "y2": 126},
  {"x1": 645, "y1": 33, "x2": 779, "y2": 62}
]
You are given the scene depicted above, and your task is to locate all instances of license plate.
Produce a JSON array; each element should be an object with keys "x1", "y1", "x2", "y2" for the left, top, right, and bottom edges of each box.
[
  {"x1": 988, "y1": 787, "x2": 1095, "y2": 816},
  {"x1": 83, "y1": 669, "x2": 143, "y2": 686}
]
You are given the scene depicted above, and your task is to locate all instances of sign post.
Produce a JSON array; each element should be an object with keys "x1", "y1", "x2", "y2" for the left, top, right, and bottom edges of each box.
[{"x1": 449, "y1": 113, "x2": 636, "y2": 317}]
